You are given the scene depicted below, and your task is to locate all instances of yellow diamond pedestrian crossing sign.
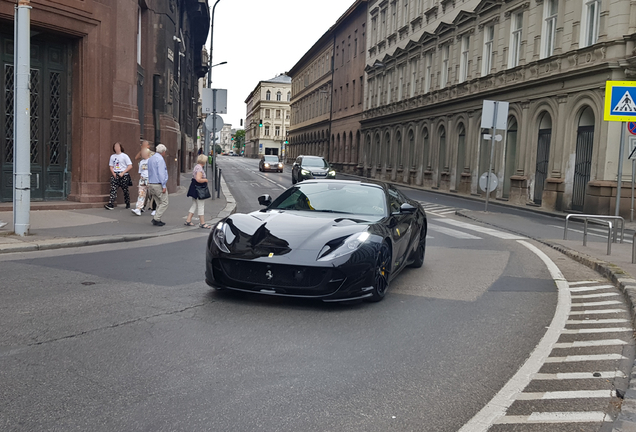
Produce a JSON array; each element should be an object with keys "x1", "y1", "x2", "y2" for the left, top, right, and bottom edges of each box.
[{"x1": 605, "y1": 81, "x2": 636, "y2": 121}]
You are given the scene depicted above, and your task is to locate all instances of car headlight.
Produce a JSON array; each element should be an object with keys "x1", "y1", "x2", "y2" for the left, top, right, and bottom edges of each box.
[
  {"x1": 212, "y1": 222, "x2": 231, "y2": 253},
  {"x1": 278, "y1": 163, "x2": 283, "y2": 168},
  {"x1": 328, "y1": 170, "x2": 336, "y2": 176},
  {"x1": 317, "y1": 232, "x2": 370, "y2": 261},
  {"x1": 301, "y1": 169, "x2": 310, "y2": 175},
  {"x1": 264, "y1": 163, "x2": 270, "y2": 167}
]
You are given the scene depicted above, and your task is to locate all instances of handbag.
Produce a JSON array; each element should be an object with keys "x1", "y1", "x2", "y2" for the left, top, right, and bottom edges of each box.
[{"x1": 187, "y1": 178, "x2": 211, "y2": 200}]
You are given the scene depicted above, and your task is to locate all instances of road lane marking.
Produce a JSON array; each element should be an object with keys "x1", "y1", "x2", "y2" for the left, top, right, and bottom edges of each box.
[
  {"x1": 561, "y1": 327, "x2": 632, "y2": 334},
  {"x1": 534, "y1": 371, "x2": 626, "y2": 379},
  {"x1": 257, "y1": 174, "x2": 287, "y2": 190},
  {"x1": 570, "y1": 292, "x2": 620, "y2": 299},
  {"x1": 544, "y1": 353, "x2": 627, "y2": 362},
  {"x1": 437, "y1": 219, "x2": 526, "y2": 240},
  {"x1": 437, "y1": 210, "x2": 457, "y2": 215},
  {"x1": 553, "y1": 339, "x2": 629, "y2": 348},
  {"x1": 428, "y1": 223, "x2": 481, "y2": 239},
  {"x1": 516, "y1": 390, "x2": 616, "y2": 400},
  {"x1": 494, "y1": 412, "x2": 609, "y2": 424},
  {"x1": 458, "y1": 240, "x2": 570, "y2": 432}
]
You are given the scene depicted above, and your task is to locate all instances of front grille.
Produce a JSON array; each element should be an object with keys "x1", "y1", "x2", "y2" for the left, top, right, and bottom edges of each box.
[{"x1": 218, "y1": 259, "x2": 334, "y2": 289}]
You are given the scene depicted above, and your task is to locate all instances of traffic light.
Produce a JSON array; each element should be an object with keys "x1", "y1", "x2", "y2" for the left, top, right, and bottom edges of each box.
[
  {"x1": 284, "y1": 140, "x2": 288, "y2": 144},
  {"x1": 259, "y1": 119, "x2": 263, "y2": 127}
]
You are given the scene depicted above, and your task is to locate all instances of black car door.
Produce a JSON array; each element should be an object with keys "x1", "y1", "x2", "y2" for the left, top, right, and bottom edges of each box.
[{"x1": 387, "y1": 186, "x2": 415, "y2": 270}]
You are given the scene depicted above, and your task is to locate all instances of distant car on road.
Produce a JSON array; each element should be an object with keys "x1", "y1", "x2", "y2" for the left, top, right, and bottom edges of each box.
[
  {"x1": 291, "y1": 155, "x2": 335, "y2": 184},
  {"x1": 227, "y1": 151, "x2": 235, "y2": 156},
  {"x1": 205, "y1": 179, "x2": 427, "y2": 302},
  {"x1": 259, "y1": 155, "x2": 283, "y2": 172}
]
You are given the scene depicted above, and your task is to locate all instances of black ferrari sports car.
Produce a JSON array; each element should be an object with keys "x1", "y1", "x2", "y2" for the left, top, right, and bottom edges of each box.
[{"x1": 205, "y1": 179, "x2": 427, "y2": 302}]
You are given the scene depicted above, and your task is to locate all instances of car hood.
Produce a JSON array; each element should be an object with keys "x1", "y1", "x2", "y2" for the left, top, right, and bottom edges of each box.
[
  {"x1": 222, "y1": 210, "x2": 375, "y2": 259},
  {"x1": 302, "y1": 167, "x2": 328, "y2": 173}
]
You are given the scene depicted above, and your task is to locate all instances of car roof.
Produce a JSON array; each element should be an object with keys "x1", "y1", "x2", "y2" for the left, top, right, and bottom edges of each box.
[{"x1": 296, "y1": 179, "x2": 386, "y2": 190}]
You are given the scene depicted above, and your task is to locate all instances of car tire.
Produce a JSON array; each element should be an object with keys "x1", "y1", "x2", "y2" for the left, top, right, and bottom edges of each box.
[
  {"x1": 408, "y1": 226, "x2": 426, "y2": 268},
  {"x1": 368, "y1": 242, "x2": 391, "y2": 302}
]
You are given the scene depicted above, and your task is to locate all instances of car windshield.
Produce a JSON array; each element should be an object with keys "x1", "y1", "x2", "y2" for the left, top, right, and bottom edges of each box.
[
  {"x1": 264, "y1": 156, "x2": 278, "y2": 162},
  {"x1": 269, "y1": 182, "x2": 387, "y2": 217},
  {"x1": 302, "y1": 157, "x2": 329, "y2": 168}
]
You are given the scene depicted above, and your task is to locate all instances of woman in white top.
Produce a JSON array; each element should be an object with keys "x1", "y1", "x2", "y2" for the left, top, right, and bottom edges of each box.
[
  {"x1": 131, "y1": 148, "x2": 150, "y2": 215},
  {"x1": 104, "y1": 142, "x2": 133, "y2": 210},
  {"x1": 184, "y1": 154, "x2": 211, "y2": 228}
]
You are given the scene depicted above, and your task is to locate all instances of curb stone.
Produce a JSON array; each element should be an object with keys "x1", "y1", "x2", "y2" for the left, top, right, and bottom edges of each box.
[
  {"x1": 0, "y1": 177, "x2": 237, "y2": 255},
  {"x1": 454, "y1": 210, "x2": 636, "y2": 430}
]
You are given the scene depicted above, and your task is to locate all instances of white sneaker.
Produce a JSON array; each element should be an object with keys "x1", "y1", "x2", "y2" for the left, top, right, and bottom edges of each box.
[
  {"x1": 132, "y1": 209, "x2": 141, "y2": 216},
  {"x1": 151, "y1": 210, "x2": 156, "y2": 216}
]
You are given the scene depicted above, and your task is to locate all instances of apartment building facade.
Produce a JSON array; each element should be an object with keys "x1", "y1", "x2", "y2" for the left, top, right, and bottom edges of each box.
[
  {"x1": 287, "y1": 1, "x2": 368, "y2": 173},
  {"x1": 362, "y1": 0, "x2": 636, "y2": 215},
  {"x1": 244, "y1": 75, "x2": 292, "y2": 158}
]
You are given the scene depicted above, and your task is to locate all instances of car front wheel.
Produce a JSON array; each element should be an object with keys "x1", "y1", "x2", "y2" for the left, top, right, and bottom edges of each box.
[
  {"x1": 408, "y1": 226, "x2": 426, "y2": 268},
  {"x1": 368, "y1": 242, "x2": 391, "y2": 302}
]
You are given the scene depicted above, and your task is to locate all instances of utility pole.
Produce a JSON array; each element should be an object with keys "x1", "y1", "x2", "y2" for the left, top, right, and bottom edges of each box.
[
  {"x1": 13, "y1": 0, "x2": 31, "y2": 236},
  {"x1": 204, "y1": 0, "x2": 220, "y2": 196}
]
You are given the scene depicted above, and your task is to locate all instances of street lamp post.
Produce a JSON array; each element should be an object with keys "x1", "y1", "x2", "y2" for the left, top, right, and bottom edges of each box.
[{"x1": 203, "y1": 0, "x2": 221, "y2": 199}]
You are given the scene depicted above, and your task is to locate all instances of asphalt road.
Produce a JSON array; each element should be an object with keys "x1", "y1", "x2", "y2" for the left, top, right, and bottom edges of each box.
[{"x1": 0, "y1": 157, "x2": 629, "y2": 432}]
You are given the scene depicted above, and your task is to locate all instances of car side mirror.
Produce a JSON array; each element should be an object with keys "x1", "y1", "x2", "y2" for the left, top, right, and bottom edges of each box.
[
  {"x1": 258, "y1": 194, "x2": 272, "y2": 207},
  {"x1": 400, "y1": 203, "x2": 417, "y2": 214}
]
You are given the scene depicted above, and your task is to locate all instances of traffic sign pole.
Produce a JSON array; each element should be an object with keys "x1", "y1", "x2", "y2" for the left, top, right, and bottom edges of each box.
[
  {"x1": 485, "y1": 102, "x2": 498, "y2": 212},
  {"x1": 616, "y1": 122, "x2": 626, "y2": 216}
]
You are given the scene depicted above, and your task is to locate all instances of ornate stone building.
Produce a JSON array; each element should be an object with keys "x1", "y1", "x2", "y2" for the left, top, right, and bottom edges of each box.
[
  {"x1": 0, "y1": 0, "x2": 209, "y2": 204},
  {"x1": 244, "y1": 74, "x2": 292, "y2": 158},
  {"x1": 287, "y1": 0, "x2": 368, "y2": 173},
  {"x1": 361, "y1": 0, "x2": 636, "y2": 215}
]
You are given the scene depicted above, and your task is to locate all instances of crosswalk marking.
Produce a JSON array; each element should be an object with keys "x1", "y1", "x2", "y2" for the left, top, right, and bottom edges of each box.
[
  {"x1": 436, "y1": 219, "x2": 526, "y2": 240},
  {"x1": 494, "y1": 412, "x2": 610, "y2": 424},
  {"x1": 554, "y1": 339, "x2": 629, "y2": 348},
  {"x1": 545, "y1": 353, "x2": 627, "y2": 362},
  {"x1": 534, "y1": 371, "x2": 626, "y2": 380},
  {"x1": 569, "y1": 308, "x2": 627, "y2": 315},
  {"x1": 570, "y1": 292, "x2": 619, "y2": 299},
  {"x1": 428, "y1": 223, "x2": 481, "y2": 239},
  {"x1": 516, "y1": 390, "x2": 616, "y2": 400},
  {"x1": 570, "y1": 284, "x2": 615, "y2": 292},
  {"x1": 566, "y1": 319, "x2": 629, "y2": 325},
  {"x1": 562, "y1": 327, "x2": 632, "y2": 334},
  {"x1": 571, "y1": 300, "x2": 623, "y2": 307},
  {"x1": 569, "y1": 280, "x2": 604, "y2": 286}
]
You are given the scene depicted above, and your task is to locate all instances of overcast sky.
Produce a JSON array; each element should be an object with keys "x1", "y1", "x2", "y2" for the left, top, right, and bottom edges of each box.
[{"x1": 208, "y1": 0, "x2": 355, "y2": 130}]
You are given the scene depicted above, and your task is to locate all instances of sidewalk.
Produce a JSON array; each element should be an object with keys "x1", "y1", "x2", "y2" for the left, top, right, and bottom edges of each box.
[{"x1": 0, "y1": 173, "x2": 236, "y2": 254}]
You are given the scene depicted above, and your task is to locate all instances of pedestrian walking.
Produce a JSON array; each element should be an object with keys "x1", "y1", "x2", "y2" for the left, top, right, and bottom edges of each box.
[
  {"x1": 136, "y1": 140, "x2": 157, "y2": 215},
  {"x1": 131, "y1": 148, "x2": 150, "y2": 216},
  {"x1": 184, "y1": 154, "x2": 212, "y2": 229},
  {"x1": 104, "y1": 142, "x2": 133, "y2": 210},
  {"x1": 146, "y1": 144, "x2": 169, "y2": 226}
]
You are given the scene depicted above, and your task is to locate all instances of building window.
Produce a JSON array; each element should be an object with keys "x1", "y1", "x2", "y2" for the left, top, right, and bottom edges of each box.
[
  {"x1": 410, "y1": 59, "x2": 417, "y2": 98},
  {"x1": 386, "y1": 70, "x2": 392, "y2": 103},
  {"x1": 482, "y1": 25, "x2": 494, "y2": 76},
  {"x1": 398, "y1": 65, "x2": 404, "y2": 100},
  {"x1": 266, "y1": 90, "x2": 271, "y2": 100},
  {"x1": 459, "y1": 35, "x2": 470, "y2": 83},
  {"x1": 276, "y1": 109, "x2": 281, "y2": 119},
  {"x1": 441, "y1": 45, "x2": 449, "y2": 88},
  {"x1": 391, "y1": 1, "x2": 397, "y2": 33},
  {"x1": 380, "y1": 9, "x2": 387, "y2": 40},
  {"x1": 354, "y1": 37, "x2": 358, "y2": 57},
  {"x1": 360, "y1": 76, "x2": 364, "y2": 105},
  {"x1": 542, "y1": 0, "x2": 558, "y2": 58},
  {"x1": 583, "y1": 0, "x2": 601, "y2": 47},
  {"x1": 372, "y1": 16, "x2": 378, "y2": 45},
  {"x1": 424, "y1": 52, "x2": 432, "y2": 93},
  {"x1": 275, "y1": 126, "x2": 280, "y2": 136},
  {"x1": 352, "y1": 80, "x2": 356, "y2": 107},
  {"x1": 265, "y1": 109, "x2": 270, "y2": 118},
  {"x1": 509, "y1": 12, "x2": 523, "y2": 68},
  {"x1": 265, "y1": 126, "x2": 270, "y2": 136},
  {"x1": 403, "y1": 0, "x2": 409, "y2": 26},
  {"x1": 276, "y1": 91, "x2": 281, "y2": 101},
  {"x1": 342, "y1": 48, "x2": 345, "y2": 66}
]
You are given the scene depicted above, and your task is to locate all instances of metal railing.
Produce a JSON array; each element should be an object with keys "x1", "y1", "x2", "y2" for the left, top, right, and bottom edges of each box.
[{"x1": 564, "y1": 214, "x2": 625, "y2": 255}]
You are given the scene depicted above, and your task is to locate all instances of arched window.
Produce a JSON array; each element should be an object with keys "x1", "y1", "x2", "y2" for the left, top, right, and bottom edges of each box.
[
  {"x1": 287, "y1": 91, "x2": 291, "y2": 101},
  {"x1": 422, "y1": 127, "x2": 430, "y2": 169},
  {"x1": 277, "y1": 91, "x2": 282, "y2": 101},
  {"x1": 503, "y1": 118, "x2": 518, "y2": 198},
  {"x1": 534, "y1": 112, "x2": 553, "y2": 204},
  {"x1": 572, "y1": 107, "x2": 595, "y2": 211},
  {"x1": 266, "y1": 90, "x2": 271, "y2": 101},
  {"x1": 396, "y1": 131, "x2": 403, "y2": 168},
  {"x1": 408, "y1": 130, "x2": 415, "y2": 169}
]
